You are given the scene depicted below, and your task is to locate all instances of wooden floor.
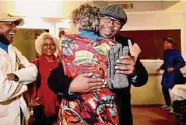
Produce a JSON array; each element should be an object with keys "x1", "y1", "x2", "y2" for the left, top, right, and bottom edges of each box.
[{"x1": 132, "y1": 106, "x2": 179, "y2": 125}]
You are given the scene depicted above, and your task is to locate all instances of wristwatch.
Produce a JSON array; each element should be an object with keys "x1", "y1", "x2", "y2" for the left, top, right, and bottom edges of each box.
[{"x1": 13, "y1": 73, "x2": 19, "y2": 82}]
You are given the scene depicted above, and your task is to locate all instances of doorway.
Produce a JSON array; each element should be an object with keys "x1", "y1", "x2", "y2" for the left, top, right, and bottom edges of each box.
[{"x1": 13, "y1": 28, "x2": 49, "y2": 61}]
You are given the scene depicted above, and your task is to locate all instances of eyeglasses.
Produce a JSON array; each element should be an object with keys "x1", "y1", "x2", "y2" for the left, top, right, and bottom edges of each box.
[
  {"x1": 42, "y1": 43, "x2": 55, "y2": 47},
  {"x1": 101, "y1": 16, "x2": 121, "y2": 28}
]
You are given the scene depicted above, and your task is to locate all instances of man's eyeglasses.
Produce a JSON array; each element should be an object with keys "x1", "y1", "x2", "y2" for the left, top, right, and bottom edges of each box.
[{"x1": 101, "y1": 16, "x2": 121, "y2": 28}]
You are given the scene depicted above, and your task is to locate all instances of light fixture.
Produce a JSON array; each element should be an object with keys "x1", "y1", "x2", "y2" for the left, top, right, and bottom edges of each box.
[{"x1": 116, "y1": 3, "x2": 133, "y2": 9}]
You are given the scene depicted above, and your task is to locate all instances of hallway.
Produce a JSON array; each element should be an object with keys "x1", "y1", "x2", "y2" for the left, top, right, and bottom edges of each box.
[{"x1": 132, "y1": 106, "x2": 179, "y2": 125}]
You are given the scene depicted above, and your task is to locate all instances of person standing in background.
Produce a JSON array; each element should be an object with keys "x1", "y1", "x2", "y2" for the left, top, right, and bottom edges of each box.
[
  {"x1": 0, "y1": 13, "x2": 38, "y2": 125},
  {"x1": 58, "y1": 30, "x2": 66, "y2": 41},
  {"x1": 29, "y1": 33, "x2": 60, "y2": 125},
  {"x1": 156, "y1": 38, "x2": 185, "y2": 113}
]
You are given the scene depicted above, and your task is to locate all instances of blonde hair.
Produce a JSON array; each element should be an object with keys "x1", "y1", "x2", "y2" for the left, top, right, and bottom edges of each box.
[
  {"x1": 35, "y1": 32, "x2": 60, "y2": 55},
  {"x1": 71, "y1": 3, "x2": 100, "y2": 32}
]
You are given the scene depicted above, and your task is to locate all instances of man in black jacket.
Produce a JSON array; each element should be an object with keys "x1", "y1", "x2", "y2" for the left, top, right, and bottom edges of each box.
[
  {"x1": 98, "y1": 4, "x2": 148, "y2": 125},
  {"x1": 48, "y1": 4, "x2": 148, "y2": 125}
]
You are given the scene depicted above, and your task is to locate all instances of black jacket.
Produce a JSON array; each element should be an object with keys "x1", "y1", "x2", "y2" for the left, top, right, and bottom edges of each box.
[
  {"x1": 48, "y1": 35, "x2": 148, "y2": 125},
  {"x1": 115, "y1": 35, "x2": 148, "y2": 87},
  {"x1": 48, "y1": 63, "x2": 77, "y2": 101},
  {"x1": 114, "y1": 35, "x2": 148, "y2": 125}
]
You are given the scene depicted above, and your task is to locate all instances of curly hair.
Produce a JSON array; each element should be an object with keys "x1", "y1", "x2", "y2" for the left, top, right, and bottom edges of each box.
[
  {"x1": 71, "y1": 3, "x2": 100, "y2": 32},
  {"x1": 59, "y1": 30, "x2": 65, "y2": 37},
  {"x1": 35, "y1": 32, "x2": 60, "y2": 55}
]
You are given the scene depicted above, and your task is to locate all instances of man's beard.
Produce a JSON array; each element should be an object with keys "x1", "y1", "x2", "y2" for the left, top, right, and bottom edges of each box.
[{"x1": 0, "y1": 33, "x2": 10, "y2": 45}]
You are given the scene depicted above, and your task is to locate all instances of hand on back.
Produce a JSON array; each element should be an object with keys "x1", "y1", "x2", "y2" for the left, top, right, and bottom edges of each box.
[{"x1": 69, "y1": 73, "x2": 105, "y2": 93}]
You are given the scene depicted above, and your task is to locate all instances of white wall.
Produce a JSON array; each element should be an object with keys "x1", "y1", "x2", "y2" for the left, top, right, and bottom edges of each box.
[
  {"x1": 0, "y1": 1, "x2": 87, "y2": 18},
  {"x1": 19, "y1": 17, "x2": 57, "y2": 35},
  {"x1": 123, "y1": 11, "x2": 186, "y2": 105}
]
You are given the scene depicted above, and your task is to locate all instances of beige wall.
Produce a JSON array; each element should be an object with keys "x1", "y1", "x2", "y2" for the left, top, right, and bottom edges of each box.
[
  {"x1": 13, "y1": 29, "x2": 37, "y2": 61},
  {"x1": 124, "y1": 11, "x2": 186, "y2": 105},
  {"x1": 163, "y1": 1, "x2": 186, "y2": 11}
]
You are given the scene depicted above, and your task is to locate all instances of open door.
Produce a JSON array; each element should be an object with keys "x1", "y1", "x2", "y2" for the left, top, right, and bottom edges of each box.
[{"x1": 13, "y1": 28, "x2": 49, "y2": 61}]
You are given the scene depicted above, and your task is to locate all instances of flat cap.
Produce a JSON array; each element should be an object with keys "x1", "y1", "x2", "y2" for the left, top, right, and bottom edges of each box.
[{"x1": 99, "y1": 4, "x2": 127, "y2": 24}]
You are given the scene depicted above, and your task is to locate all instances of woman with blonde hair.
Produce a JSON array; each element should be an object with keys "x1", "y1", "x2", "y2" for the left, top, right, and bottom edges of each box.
[{"x1": 27, "y1": 32, "x2": 60, "y2": 125}]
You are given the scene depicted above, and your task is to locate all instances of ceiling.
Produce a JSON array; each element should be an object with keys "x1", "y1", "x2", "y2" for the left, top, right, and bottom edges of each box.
[
  {"x1": 93, "y1": 1, "x2": 180, "y2": 12},
  {"x1": 0, "y1": 1, "x2": 181, "y2": 18}
]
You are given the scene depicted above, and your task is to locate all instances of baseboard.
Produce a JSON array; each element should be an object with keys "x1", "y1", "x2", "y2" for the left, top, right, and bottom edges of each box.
[{"x1": 131, "y1": 104, "x2": 162, "y2": 108}]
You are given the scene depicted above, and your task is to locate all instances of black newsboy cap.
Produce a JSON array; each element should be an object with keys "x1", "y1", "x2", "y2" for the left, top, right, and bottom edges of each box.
[
  {"x1": 163, "y1": 38, "x2": 175, "y2": 44},
  {"x1": 99, "y1": 4, "x2": 127, "y2": 25}
]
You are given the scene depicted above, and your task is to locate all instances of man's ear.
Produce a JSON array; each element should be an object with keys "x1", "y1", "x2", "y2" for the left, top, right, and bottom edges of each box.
[{"x1": 119, "y1": 25, "x2": 123, "y2": 31}]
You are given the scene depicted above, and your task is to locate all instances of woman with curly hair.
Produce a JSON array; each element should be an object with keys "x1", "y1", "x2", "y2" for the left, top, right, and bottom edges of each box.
[
  {"x1": 58, "y1": 3, "x2": 119, "y2": 125},
  {"x1": 27, "y1": 32, "x2": 60, "y2": 125}
]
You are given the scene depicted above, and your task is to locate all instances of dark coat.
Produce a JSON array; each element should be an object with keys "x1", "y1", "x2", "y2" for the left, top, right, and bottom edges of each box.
[
  {"x1": 114, "y1": 35, "x2": 148, "y2": 125},
  {"x1": 160, "y1": 49, "x2": 185, "y2": 89},
  {"x1": 48, "y1": 35, "x2": 149, "y2": 125},
  {"x1": 48, "y1": 63, "x2": 77, "y2": 101}
]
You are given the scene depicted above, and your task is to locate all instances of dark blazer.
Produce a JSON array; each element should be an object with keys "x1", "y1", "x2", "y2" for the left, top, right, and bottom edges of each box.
[
  {"x1": 48, "y1": 63, "x2": 77, "y2": 101},
  {"x1": 48, "y1": 35, "x2": 149, "y2": 125},
  {"x1": 114, "y1": 35, "x2": 148, "y2": 125}
]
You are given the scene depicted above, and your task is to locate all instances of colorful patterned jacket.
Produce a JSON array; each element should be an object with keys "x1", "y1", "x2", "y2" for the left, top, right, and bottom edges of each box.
[{"x1": 59, "y1": 31, "x2": 119, "y2": 125}]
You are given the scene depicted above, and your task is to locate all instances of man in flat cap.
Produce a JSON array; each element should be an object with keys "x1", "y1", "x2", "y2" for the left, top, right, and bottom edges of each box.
[
  {"x1": 98, "y1": 4, "x2": 148, "y2": 125},
  {"x1": 157, "y1": 38, "x2": 185, "y2": 114},
  {"x1": 48, "y1": 4, "x2": 148, "y2": 125},
  {"x1": 0, "y1": 14, "x2": 37, "y2": 125}
]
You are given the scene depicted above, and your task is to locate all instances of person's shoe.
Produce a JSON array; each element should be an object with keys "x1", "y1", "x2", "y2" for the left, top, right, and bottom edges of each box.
[
  {"x1": 161, "y1": 105, "x2": 169, "y2": 110},
  {"x1": 161, "y1": 105, "x2": 172, "y2": 110},
  {"x1": 169, "y1": 108, "x2": 175, "y2": 114}
]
